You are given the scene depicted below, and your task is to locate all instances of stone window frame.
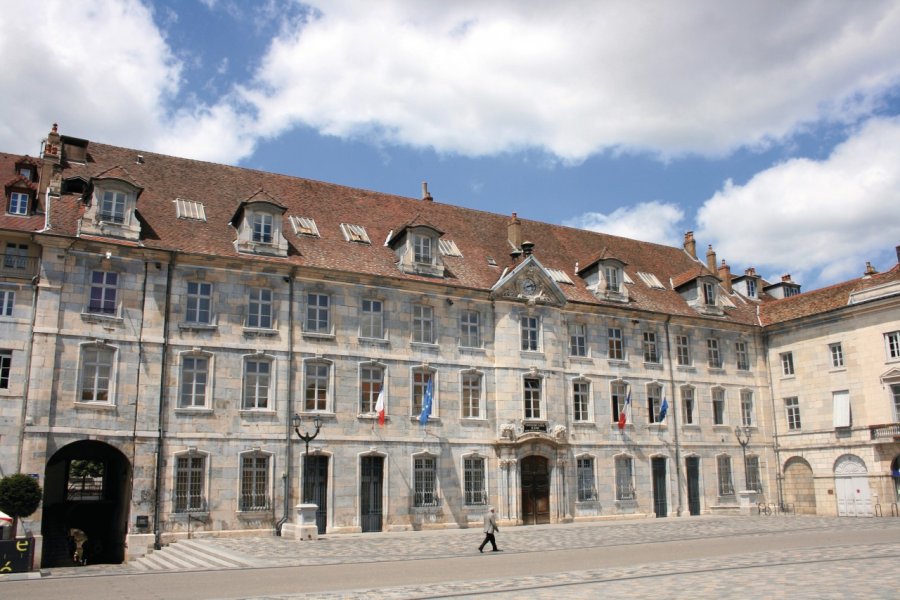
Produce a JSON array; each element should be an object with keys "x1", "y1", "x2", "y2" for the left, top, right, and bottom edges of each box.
[
  {"x1": 460, "y1": 369, "x2": 484, "y2": 420},
  {"x1": 646, "y1": 382, "x2": 663, "y2": 424},
  {"x1": 305, "y1": 291, "x2": 332, "y2": 335},
  {"x1": 177, "y1": 348, "x2": 215, "y2": 410},
  {"x1": 610, "y1": 379, "x2": 629, "y2": 425},
  {"x1": 76, "y1": 341, "x2": 118, "y2": 406},
  {"x1": 568, "y1": 321, "x2": 588, "y2": 358},
  {"x1": 0, "y1": 288, "x2": 14, "y2": 317},
  {"x1": 520, "y1": 313, "x2": 541, "y2": 353},
  {"x1": 614, "y1": 453, "x2": 635, "y2": 501},
  {"x1": 412, "y1": 451, "x2": 440, "y2": 508},
  {"x1": 358, "y1": 361, "x2": 386, "y2": 417},
  {"x1": 172, "y1": 448, "x2": 210, "y2": 514},
  {"x1": 711, "y1": 386, "x2": 726, "y2": 426},
  {"x1": 785, "y1": 396, "x2": 802, "y2": 431},
  {"x1": 735, "y1": 340, "x2": 750, "y2": 371},
  {"x1": 740, "y1": 389, "x2": 755, "y2": 427},
  {"x1": 411, "y1": 366, "x2": 438, "y2": 419},
  {"x1": 7, "y1": 190, "x2": 30, "y2": 216},
  {"x1": 360, "y1": 297, "x2": 385, "y2": 340},
  {"x1": 523, "y1": 373, "x2": 544, "y2": 421},
  {"x1": 459, "y1": 308, "x2": 483, "y2": 349},
  {"x1": 575, "y1": 454, "x2": 598, "y2": 502},
  {"x1": 238, "y1": 449, "x2": 273, "y2": 512},
  {"x1": 302, "y1": 357, "x2": 334, "y2": 414},
  {"x1": 412, "y1": 303, "x2": 435, "y2": 345},
  {"x1": 572, "y1": 376, "x2": 592, "y2": 422},
  {"x1": 681, "y1": 385, "x2": 696, "y2": 426},
  {"x1": 241, "y1": 352, "x2": 276, "y2": 412},
  {"x1": 184, "y1": 280, "x2": 215, "y2": 326},
  {"x1": 245, "y1": 287, "x2": 275, "y2": 330},
  {"x1": 716, "y1": 454, "x2": 735, "y2": 497},
  {"x1": 462, "y1": 453, "x2": 488, "y2": 506}
]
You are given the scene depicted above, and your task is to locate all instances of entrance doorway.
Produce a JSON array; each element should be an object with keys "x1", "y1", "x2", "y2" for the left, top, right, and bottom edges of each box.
[
  {"x1": 834, "y1": 455, "x2": 872, "y2": 517},
  {"x1": 784, "y1": 457, "x2": 817, "y2": 514},
  {"x1": 686, "y1": 456, "x2": 701, "y2": 516},
  {"x1": 303, "y1": 455, "x2": 328, "y2": 534},
  {"x1": 521, "y1": 455, "x2": 550, "y2": 525},
  {"x1": 651, "y1": 457, "x2": 668, "y2": 517},
  {"x1": 41, "y1": 440, "x2": 132, "y2": 567},
  {"x1": 360, "y1": 455, "x2": 383, "y2": 533}
]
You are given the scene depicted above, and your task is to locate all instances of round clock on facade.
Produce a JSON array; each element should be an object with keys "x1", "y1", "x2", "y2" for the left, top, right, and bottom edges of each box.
[{"x1": 522, "y1": 278, "x2": 537, "y2": 296}]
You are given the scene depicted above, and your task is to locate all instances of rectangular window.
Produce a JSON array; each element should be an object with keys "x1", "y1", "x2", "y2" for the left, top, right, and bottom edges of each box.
[
  {"x1": 573, "y1": 381, "x2": 590, "y2": 422},
  {"x1": 460, "y1": 310, "x2": 482, "y2": 348},
  {"x1": 745, "y1": 455, "x2": 761, "y2": 493},
  {"x1": 524, "y1": 377, "x2": 542, "y2": 420},
  {"x1": 412, "y1": 370, "x2": 433, "y2": 416},
  {"x1": 676, "y1": 335, "x2": 691, "y2": 366},
  {"x1": 833, "y1": 390, "x2": 851, "y2": 428},
  {"x1": 740, "y1": 390, "x2": 754, "y2": 427},
  {"x1": 647, "y1": 385, "x2": 662, "y2": 424},
  {"x1": 577, "y1": 457, "x2": 596, "y2": 501},
  {"x1": 615, "y1": 456, "x2": 634, "y2": 500},
  {"x1": 781, "y1": 352, "x2": 795, "y2": 375},
  {"x1": 712, "y1": 388, "x2": 725, "y2": 425},
  {"x1": 829, "y1": 343, "x2": 844, "y2": 368},
  {"x1": 0, "y1": 350, "x2": 10, "y2": 389},
  {"x1": 251, "y1": 213, "x2": 273, "y2": 243},
  {"x1": 180, "y1": 356, "x2": 208, "y2": 408},
  {"x1": 81, "y1": 346, "x2": 113, "y2": 402},
  {"x1": 717, "y1": 455, "x2": 734, "y2": 496},
  {"x1": 611, "y1": 381, "x2": 628, "y2": 423},
  {"x1": 462, "y1": 372, "x2": 482, "y2": 418},
  {"x1": 885, "y1": 331, "x2": 900, "y2": 360},
  {"x1": 243, "y1": 359, "x2": 271, "y2": 409},
  {"x1": 746, "y1": 278, "x2": 757, "y2": 298},
  {"x1": 643, "y1": 331, "x2": 660, "y2": 363},
  {"x1": 247, "y1": 288, "x2": 273, "y2": 329},
  {"x1": 0, "y1": 289, "x2": 13, "y2": 316},
  {"x1": 706, "y1": 339, "x2": 721, "y2": 368},
  {"x1": 785, "y1": 397, "x2": 801, "y2": 430},
  {"x1": 304, "y1": 362, "x2": 329, "y2": 411},
  {"x1": 8, "y1": 191, "x2": 28, "y2": 215},
  {"x1": 306, "y1": 293, "x2": 330, "y2": 333},
  {"x1": 608, "y1": 327, "x2": 624, "y2": 360},
  {"x1": 703, "y1": 282, "x2": 716, "y2": 305},
  {"x1": 413, "y1": 305, "x2": 434, "y2": 344},
  {"x1": 735, "y1": 341, "x2": 750, "y2": 371},
  {"x1": 174, "y1": 454, "x2": 205, "y2": 513},
  {"x1": 414, "y1": 456, "x2": 438, "y2": 507},
  {"x1": 569, "y1": 323, "x2": 587, "y2": 357},
  {"x1": 240, "y1": 454, "x2": 269, "y2": 511},
  {"x1": 4, "y1": 243, "x2": 28, "y2": 269},
  {"x1": 521, "y1": 315, "x2": 539, "y2": 351},
  {"x1": 681, "y1": 387, "x2": 695, "y2": 425},
  {"x1": 360, "y1": 365, "x2": 383, "y2": 414},
  {"x1": 891, "y1": 384, "x2": 900, "y2": 421},
  {"x1": 413, "y1": 234, "x2": 432, "y2": 264},
  {"x1": 464, "y1": 457, "x2": 486, "y2": 505},
  {"x1": 360, "y1": 299, "x2": 384, "y2": 339},
  {"x1": 605, "y1": 266, "x2": 620, "y2": 293},
  {"x1": 185, "y1": 282, "x2": 212, "y2": 324},
  {"x1": 100, "y1": 190, "x2": 126, "y2": 223},
  {"x1": 88, "y1": 270, "x2": 118, "y2": 315}
]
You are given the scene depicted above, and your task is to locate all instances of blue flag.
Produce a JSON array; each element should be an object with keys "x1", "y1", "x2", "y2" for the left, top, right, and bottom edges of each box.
[
  {"x1": 419, "y1": 378, "x2": 433, "y2": 425},
  {"x1": 658, "y1": 397, "x2": 668, "y2": 422}
]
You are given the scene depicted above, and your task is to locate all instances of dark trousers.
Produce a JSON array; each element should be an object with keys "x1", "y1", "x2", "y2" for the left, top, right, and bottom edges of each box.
[{"x1": 479, "y1": 532, "x2": 498, "y2": 551}]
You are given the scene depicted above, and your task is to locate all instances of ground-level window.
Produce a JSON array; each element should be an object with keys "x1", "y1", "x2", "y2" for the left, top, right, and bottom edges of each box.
[
  {"x1": 577, "y1": 457, "x2": 596, "y2": 501},
  {"x1": 464, "y1": 457, "x2": 486, "y2": 505},
  {"x1": 717, "y1": 455, "x2": 734, "y2": 496},
  {"x1": 174, "y1": 453, "x2": 206, "y2": 512},
  {"x1": 745, "y1": 455, "x2": 761, "y2": 493},
  {"x1": 414, "y1": 456, "x2": 438, "y2": 507},
  {"x1": 615, "y1": 456, "x2": 634, "y2": 500},
  {"x1": 240, "y1": 453, "x2": 269, "y2": 511}
]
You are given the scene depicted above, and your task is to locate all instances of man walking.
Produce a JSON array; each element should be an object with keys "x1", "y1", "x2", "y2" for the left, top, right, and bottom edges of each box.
[{"x1": 479, "y1": 506, "x2": 500, "y2": 553}]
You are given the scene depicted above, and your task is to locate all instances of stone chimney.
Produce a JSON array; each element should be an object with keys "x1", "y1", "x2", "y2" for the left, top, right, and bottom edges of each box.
[
  {"x1": 706, "y1": 245, "x2": 717, "y2": 272},
  {"x1": 508, "y1": 213, "x2": 522, "y2": 249},
  {"x1": 864, "y1": 261, "x2": 877, "y2": 276},
  {"x1": 895, "y1": 245, "x2": 900, "y2": 266},
  {"x1": 521, "y1": 241, "x2": 535, "y2": 257},
  {"x1": 718, "y1": 260, "x2": 732, "y2": 293},
  {"x1": 39, "y1": 123, "x2": 63, "y2": 201},
  {"x1": 782, "y1": 274, "x2": 793, "y2": 283},
  {"x1": 684, "y1": 231, "x2": 697, "y2": 259},
  {"x1": 421, "y1": 181, "x2": 433, "y2": 201}
]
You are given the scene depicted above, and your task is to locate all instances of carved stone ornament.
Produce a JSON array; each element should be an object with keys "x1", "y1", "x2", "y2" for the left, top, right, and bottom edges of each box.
[{"x1": 552, "y1": 424, "x2": 568, "y2": 440}]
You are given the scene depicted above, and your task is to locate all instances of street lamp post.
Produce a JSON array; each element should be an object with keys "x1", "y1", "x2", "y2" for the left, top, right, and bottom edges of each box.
[
  {"x1": 292, "y1": 413, "x2": 323, "y2": 457},
  {"x1": 734, "y1": 425, "x2": 752, "y2": 490}
]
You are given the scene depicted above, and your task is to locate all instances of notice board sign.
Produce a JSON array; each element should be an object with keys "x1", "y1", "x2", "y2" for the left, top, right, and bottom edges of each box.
[{"x1": 0, "y1": 538, "x2": 34, "y2": 574}]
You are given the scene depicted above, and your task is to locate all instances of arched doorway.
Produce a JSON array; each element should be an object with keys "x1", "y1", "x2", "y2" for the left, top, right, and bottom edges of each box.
[
  {"x1": 521, "y1": 455, "x2": 550, "y2": 525},
  {"x1": 834, "y1": 454, "x2": 872, "y2": 517},
  {"x1": 41, "y1": 440, "x2": 132, "y2": 567},
  {"x1": 783, "y1": 457, "x2": 817, "y2": 515}
]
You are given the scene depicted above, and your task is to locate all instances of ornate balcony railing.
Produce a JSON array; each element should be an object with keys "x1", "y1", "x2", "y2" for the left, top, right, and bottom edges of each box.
[
  {"x1": 0, "y1": 254, "x2": 39, "y2": 279},
  {"x1": 869, "y1": 423, "x2": 900, "y2": 440}
]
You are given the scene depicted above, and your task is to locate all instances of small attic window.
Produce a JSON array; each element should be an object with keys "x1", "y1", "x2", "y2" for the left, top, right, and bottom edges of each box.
[
  {"x1": 637, "y1": 271, "x2": 665, "y2": 289},
  {"x1": 487, "y1": 256, "x2": 497, "y2": 267},
  {"x1": 340, "y1": 223, "x2": 370, "y2": 244},
  {"x1": 546, "y1": 268, "x2": 574, "y2": 285},
  {"x1": 18, "y1": 166, "x2": 33, "y2": 180},
  {"x1": 623, "y1": 271, "x2": 634, "y2": 285},
  {"x1": 290, "y1": 216, "x2": 320, "y2": 237},
  {"x1": 174, "y1": 198, "x2": 207, "y2": 221},
  {"x1": 438, "y1": 239, "x2": 462, "y2": 257}
]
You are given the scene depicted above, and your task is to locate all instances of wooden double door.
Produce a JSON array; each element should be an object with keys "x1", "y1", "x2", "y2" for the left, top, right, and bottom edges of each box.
[{"x1": 521, "y1": 455, "x2": 551, "y2": 525}]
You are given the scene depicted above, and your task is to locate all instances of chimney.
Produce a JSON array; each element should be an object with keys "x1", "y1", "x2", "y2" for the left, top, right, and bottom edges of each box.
[
  {"x1": 706, "y1": 245, "x2": 717, "y2": 272},
  {"x1": 781, "y1": 274, "x2": 792, "y2": 283},
  {"x1": 421, "y1": 182, "x2": 433, "y2": 201},
  {"x1": 42, "y1": 122, "x2": 60, "y2": 162},
  {"x1": 39, "y1": 123, "x2": 63, "y2": 202},
  {"x1": 745, "y1": 267, "x2": 757, "y2": 277},
  {"x1": 684, "y1": 231, "x2": 697, "y2": 259},
  {"x1": 508, "y1": 213, "x2": 522, "y2": 249},
  {"x1": 521, "y1": 241, "x2": 535, "y2": 257},
  {"x1": 865, "y1": 261, "x2": 877, "y2": 276},
  {"x1": 718, "y1": 260, "x2": 732, "y2": 293},
  {"x1": 896, "y1": 245, "x2": 900, "y2": 266}
]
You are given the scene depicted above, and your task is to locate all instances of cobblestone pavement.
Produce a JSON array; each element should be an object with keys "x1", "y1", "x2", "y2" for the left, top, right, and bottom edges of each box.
[{"x1": 37, "y1": 516, "x2": 900, "y2": 599}]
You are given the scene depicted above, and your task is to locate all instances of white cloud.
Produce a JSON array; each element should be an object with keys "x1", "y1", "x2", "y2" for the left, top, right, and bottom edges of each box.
[
  {"x1": 696, "y1": 117, "x2": 900, "y2": 287},
  {"x1": 564, "y1": 201, "x2": 685, "y2": 246}
]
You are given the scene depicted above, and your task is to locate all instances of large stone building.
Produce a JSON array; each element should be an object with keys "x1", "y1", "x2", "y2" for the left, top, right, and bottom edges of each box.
[{"x1": 0, "y1": 125, "x2": 897, "y2": 567}]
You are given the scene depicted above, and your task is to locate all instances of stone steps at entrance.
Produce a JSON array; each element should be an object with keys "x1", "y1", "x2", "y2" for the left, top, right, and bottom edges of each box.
[{"x1": 130, "y1": 539, "x2": 256, "y2": 572}]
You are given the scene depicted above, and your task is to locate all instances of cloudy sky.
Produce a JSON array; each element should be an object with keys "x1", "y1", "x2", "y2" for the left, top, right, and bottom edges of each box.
[{"x1": 2, "y1": 0, "x2": 900, "y2": 290}]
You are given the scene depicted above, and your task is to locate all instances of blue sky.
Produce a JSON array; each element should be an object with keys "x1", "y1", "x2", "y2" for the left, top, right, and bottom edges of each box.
[{"x1": 3, "y1": 0, "x2": 900, "y2": 290}]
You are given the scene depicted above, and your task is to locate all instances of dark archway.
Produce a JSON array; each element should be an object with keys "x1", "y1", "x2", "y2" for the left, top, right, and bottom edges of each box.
[{"x1": 41, "y1": 440, "x2": 132, "y2": 567}]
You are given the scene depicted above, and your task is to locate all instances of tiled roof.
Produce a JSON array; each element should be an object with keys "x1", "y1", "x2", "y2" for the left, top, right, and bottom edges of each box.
[
  {"x1": 0, "y1": 143, "x2": 763, "y2": 326},
  {"x1": 759, "y1": 265, "x2": 900, "y2": 326}
]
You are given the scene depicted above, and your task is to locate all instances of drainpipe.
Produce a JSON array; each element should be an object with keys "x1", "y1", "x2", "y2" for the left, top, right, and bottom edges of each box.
[
  {"x1": 14, "y1": 274, "x2": 41, "y2": 473},
  {"x1": 663, "y1": 316, "x2": 684, "y2": 516},
  {"x1": 130, "y1": 260, "x2": 151, "y2": 472},
  {"x1": 276, "y1": 268, "x2": 297, "y2": 535},
  {"x1": 762, "y1": 329, "x2": 784, "y2": 510},
  {"x1": 153, "y1": 253, "x2": 175, "y2": 549}
]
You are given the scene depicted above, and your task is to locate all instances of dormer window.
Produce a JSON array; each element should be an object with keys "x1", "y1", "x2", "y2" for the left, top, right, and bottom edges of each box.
[
  {"x1": 388, "y1": 223, "x2": 445, "y2": 277},
  {"x1": 290, "y1": 216, "x2": 319, "y2": 237},
  {"x1": 8, "y1": 191, "x2": 29, "y2": 215},
  {"x1": 413, "y1": 233, "x2": 433, "y2": 264},
  {"x1": 746, "y1": 278, "x2": 757, "y2": 298},
  {"x1": 18, "y1": 167, "x2": 33, "y2": 180},
  {"x1": 605, "y1": 265, "x2": 621, "y2": 293},
  {"x1": 100, "y1": 190, "x2": 127, "y2": 223},
  {"x1": 252, "y1": 213, "x2": 274, "y2": 244},
  {"x1": 341, "y1": 223, "x2": 370, "y2": 244},
  {"x1": 703, "y1": 281, "x2": 716, "y2": 305}
]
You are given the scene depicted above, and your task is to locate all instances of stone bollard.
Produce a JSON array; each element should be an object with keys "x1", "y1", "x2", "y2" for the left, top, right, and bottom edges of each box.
[
  {"x1": 737, "y1": 490, "x2": 759, "y2": 515},
  {"x1": 281, "y1": 503, "x2": 319, "y2": 541}
]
